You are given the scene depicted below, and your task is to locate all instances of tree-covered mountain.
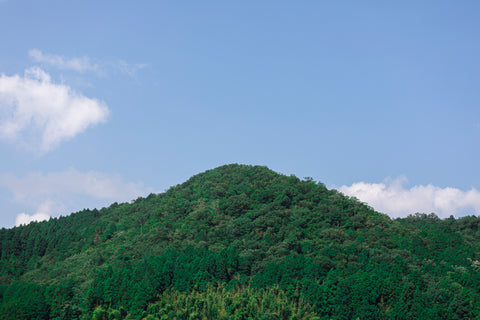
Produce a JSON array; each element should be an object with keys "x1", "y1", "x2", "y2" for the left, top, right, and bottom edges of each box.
[{"x1": 1, "y1": 164, "x2": 479, "y2": 319}]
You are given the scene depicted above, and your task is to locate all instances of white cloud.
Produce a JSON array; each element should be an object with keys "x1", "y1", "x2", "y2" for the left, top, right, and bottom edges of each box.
[
  {"x1": 0, "y1": 67, "x2": 109, "y2": 152},
  {"x1": 1, "y1": 169, "x2": 154, "y2": 226},
  {"x1": 339, "y1": 177, "x2": 480, "y2": 218},
  {"x1": 29, "y1": 49, "x2": 101, "y2": 74}
]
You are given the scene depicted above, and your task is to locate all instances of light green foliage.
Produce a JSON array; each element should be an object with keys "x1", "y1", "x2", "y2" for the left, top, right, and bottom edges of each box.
[{"x1": 144, "y1": 285, "x2": 318, "y2": 320}]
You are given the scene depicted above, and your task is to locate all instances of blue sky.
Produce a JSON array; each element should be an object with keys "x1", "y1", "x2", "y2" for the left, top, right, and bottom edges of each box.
[{"x1": 1, "y1": 1, "x2": 479, "y2": 227}]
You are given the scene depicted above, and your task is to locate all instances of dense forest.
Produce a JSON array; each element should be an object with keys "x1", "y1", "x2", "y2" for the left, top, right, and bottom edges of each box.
[{"x1": 1, "y1": 164, "x2": 479, "y2": 319}]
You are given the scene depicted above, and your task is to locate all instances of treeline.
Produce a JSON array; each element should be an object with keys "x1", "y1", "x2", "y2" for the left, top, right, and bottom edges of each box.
[{"x1": 0, "y1": 164, "x2": 479, "y2": 319}]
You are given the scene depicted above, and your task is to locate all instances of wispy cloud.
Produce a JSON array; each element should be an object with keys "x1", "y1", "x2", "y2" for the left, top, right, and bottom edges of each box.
[
  {"x1": 0, "y1": 67, "x2": 109, "y2": 153},
  {"x1": 1, "y1": 169, "x2": 154, "y2": 226},
  {"x1": 116, "y1": 60, "x2": 147, "y2": 79},
  {"x1": 29, "y1": 49, "x2": 147, "y2": 80},
  {"x1": 2, "y1": 169, "x2": 150, "y2": 201},
  {"x1": 339, "y1": 176, "x2": 480, "y2": 218},
  {"x1": 29, "y1": 49, "x2": 102, "y2": 74}
]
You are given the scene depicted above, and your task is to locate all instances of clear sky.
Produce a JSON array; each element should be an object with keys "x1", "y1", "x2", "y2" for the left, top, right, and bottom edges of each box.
[{"x1": 1, "y1": 1, "x2": 479, "y2": 227}]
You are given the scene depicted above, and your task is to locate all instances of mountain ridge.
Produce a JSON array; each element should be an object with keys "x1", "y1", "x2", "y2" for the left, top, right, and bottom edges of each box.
[{"x1": 1, "y1": 164, "x2": 479, "y2": 319}]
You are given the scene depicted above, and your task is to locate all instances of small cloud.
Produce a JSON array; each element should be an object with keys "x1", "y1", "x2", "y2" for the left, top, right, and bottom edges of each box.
[
  {"x1": 15, "y1": 212, "x2": 50, "y2": 226},
  {"x1": 29, "y1": 49, "x2": 102, "y2": 74},
  {"x1": 14, "y1": 200, "x2": 59, "y2": 226},
  {"x1": 339, "y1": 177, "x2": 480, "y2": 218},
  {"x1": 0, "y1": 67, "x2": 109, "y2": 153}
]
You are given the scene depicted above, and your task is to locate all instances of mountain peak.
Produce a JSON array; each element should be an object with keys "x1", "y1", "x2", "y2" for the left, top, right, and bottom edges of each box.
[{"x1": 2, "y1": 165, "x2": 477, "y2": 319}]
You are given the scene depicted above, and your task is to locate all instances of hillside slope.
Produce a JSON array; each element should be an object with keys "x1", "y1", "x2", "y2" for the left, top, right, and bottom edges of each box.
[{"x1": 1, "y1": 164, "x2": 480, "y2": 319}]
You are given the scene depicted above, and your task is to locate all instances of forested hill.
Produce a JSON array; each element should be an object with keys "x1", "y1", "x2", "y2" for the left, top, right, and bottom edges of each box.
[{"x1": 1, "y1": 164, "x2": 480, "y2": 319}]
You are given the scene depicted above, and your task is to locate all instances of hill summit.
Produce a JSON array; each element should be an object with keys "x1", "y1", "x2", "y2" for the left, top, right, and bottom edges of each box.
[{"x1": 1, "y1": 164, "x2": 479, "y2": 319}]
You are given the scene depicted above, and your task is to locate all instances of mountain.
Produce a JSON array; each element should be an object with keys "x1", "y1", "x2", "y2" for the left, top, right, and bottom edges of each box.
[{"x1": 1, "y1": 164, "x2": 479, "y2": 319}]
